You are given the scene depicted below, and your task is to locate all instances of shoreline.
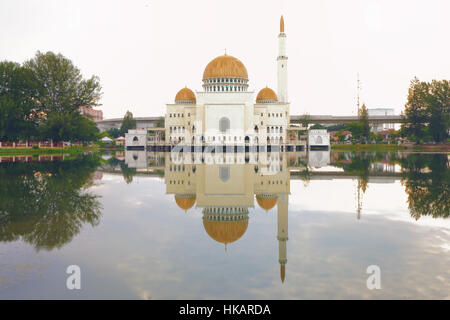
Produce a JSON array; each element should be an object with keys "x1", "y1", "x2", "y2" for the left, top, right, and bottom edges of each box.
[
  {"x1": 331, "y1": 143, "x2": 450, "y2": 152},
  {"x1": 0, "y1": 146, "x2": 97, "y2": 156}
]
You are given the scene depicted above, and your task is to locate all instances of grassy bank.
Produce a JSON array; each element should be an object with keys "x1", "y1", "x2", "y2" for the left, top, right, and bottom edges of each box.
[
  {"x1": 331, "y1": 144, "x2": 405, "y2": 151},
  {"x1": 332, "y1": 143, "x2": 450, "y2": 152},
  {"x1": 0, "y1": 145, "x2": 98, "y2": 156}
]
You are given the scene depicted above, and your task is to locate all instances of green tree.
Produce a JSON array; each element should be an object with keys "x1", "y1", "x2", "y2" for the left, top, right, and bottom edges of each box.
[
  {"x1": 428, "y1": 80, "x2": 449, "y2": 142},
  {"x1": 403, "y1": 78, "x2": 449, "y2": 143},
  {"x1": 39, "y1": 112, "x2": 99, "y2": 143},
  {"x1": 347, "y1": 122, "x2": 363, "y2": 140},
  {"x1": 359, "y1": 104, "x2": 370, "y2": 140},
  {"x1": 24, "y1": 51, "x2": 102, "y2": 115},
  {"x1": 310, "y1": 123, "x2": 326, "y2": 130},
  {"x1": 120, "y1": 110, "x2": 136, "y2": 135},
  {"x1": 156, "y1": 117, "x2": 165, "y2": 128},
  {"x1": 0, "y1": 61, "x2": 40, "y2": 141},
  {"x1": 107, "y1": 128, "x2": 121, "y2": 138}
]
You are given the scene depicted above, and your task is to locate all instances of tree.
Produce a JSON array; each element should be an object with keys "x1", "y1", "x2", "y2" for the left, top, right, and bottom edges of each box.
[
  {"x1": 310, "y1": 123, "x2": 326, "y2": 130},
  {"x1": 120, "y1": 110, "x2": 136, "y2": 135},
  {"x1": 347, "y1": 122, "x2": 363, "y2": 140},
  {"x1": 359, "y1": 104, "x2": 370, "y2": 140},
  {"x1": 40, "y1": 112, "x2": 99, "y2": 143},
  {"x1": 299, "y1": 113, "x2": 310, "y2": 128},
  {"x1": 106, "y1": 128, "x2": 121, "y2": 138},
  {"x1": 428, "y1": 80, "x2": 449, "y2": 142},
  {"x1": 0, "y1": 61, "x2": 40, "y2": 141},
  {"x1": 403, "y1": 77, "x2": 449, "y2": 143},
  {"x1": 24, "y1": 51, "x2": 102, "y2": 115}
]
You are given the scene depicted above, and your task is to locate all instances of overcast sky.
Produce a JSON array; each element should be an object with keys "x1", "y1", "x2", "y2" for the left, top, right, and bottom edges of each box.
[{"x1": 1, "y1": 0, "x2": 449, "y2": 118}]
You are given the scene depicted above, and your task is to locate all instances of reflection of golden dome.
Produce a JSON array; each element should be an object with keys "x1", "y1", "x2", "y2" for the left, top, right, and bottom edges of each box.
[
  {"x1": 175, "y1": 195, "x2": 196, "y2": 211},
  {"x1": 256, "y1": 87, "x2": 278, "y2": 103},
  {"x1": 256, "y1": 195, "x2": 278, "y2": 211},
  {"x1": 175, "y1": 87, "x2": 196, "y2": 103},
  {"x1": 203, "y1": 219, "x2": 248, "y2": 244},
  {"x1": 203, "y1": 55, "x2": 248, "y2": 80}
]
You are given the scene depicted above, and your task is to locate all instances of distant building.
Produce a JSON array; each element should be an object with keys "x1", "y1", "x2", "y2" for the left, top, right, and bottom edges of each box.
[
  {"x1": 80, "y1": 106, "x2": 103, "y2": 121},
  {"x1": 125, "y1": 129, "x2": 147, "y2": 150},
  {"x1": 115, "y1": 137, "x2": 125, "y2": 146},
  {"x1": 308, "y1": 129, "x2": 330, "y2": 149},
  {"x1": 368, "y1": 108, "x2": 394, "y2": 133}
]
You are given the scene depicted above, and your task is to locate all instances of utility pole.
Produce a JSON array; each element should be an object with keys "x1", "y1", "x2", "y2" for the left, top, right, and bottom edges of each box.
[{"x1": 357, "y1": 73, "x2": 362, "y2": 116}]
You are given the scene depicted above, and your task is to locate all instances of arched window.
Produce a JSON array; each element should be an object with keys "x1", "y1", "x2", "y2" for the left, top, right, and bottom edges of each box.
[
  {"x1": 219, "y1": 166, "x2": 230, "y2": 182},
  {"x1": 219, "y1": 117, "x2": 230, "y2": 133},
  {"x1": 133, "y1": 136, "x2": 138, "y2": 142}
]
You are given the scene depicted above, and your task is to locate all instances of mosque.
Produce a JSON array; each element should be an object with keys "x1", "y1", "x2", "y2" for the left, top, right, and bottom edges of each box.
[{"x1": 165, "y1": 16, "x2": 289, "y2": 148}]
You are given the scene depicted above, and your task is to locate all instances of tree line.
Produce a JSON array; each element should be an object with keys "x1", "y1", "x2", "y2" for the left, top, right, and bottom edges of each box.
[
  {"x1": 403, "y1": 77, "x2": 449, "y2": 143},
  {"x1": 0, "y1": 51, "x2": 102, "y2": 143},
  {"x1": 308, "y1": 77, "x2": 448, "y2": 144}
]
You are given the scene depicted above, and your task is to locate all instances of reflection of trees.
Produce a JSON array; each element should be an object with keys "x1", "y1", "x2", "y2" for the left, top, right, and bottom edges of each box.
[
  {"x1": 119, "y1": 162, "x2": 137, "y2": 184},
  {"x1": 0, "y1": 155, "x2": 102, "y2": 250},
  {"x1": 400, "y1": 154, "x2": 449, "y2": 220}
]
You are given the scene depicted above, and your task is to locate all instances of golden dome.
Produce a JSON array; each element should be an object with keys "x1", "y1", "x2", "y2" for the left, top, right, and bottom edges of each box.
[
  {"x1": 203, "y1": 219, "x2": 249, "y2": 244},
  {"x1": 175, "y1": 195, "x2": 196, "y2": 211},
  {"x1": 175, "y1": 87, "x2": 196, "y2": 103},
  {"x1": 256, "y1": 87, "x2": 278, "y2": 103},
  {"x1": 256, "y1": 195, "x2": 278, "y2": 211},
  {"x1": 203, "y1": 54, "x2": 248, "y2": 80}
]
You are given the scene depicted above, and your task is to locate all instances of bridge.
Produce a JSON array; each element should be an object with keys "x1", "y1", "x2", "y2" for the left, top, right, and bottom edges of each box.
[{"x1": 95, "y1": 114, "x2": 405, "y2": 131}]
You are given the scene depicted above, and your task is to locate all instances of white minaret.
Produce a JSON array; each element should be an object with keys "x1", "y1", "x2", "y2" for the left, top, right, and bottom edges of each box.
[{"x1": 277, "y1": 15, "x2": 288, "y2": 103}]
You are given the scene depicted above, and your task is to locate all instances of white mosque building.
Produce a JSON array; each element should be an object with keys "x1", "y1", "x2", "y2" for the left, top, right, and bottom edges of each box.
[
  {"x1": 164, "y1": 16, "x2": 290, "y2": 149},
  {"x1": 125, "y1": 15, "x2": 329, "y2": 151}
]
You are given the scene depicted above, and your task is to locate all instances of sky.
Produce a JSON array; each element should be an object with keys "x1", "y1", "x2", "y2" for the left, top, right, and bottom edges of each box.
[{"x1": 0, "y1": 0, "x2": 449, "y2": 119}]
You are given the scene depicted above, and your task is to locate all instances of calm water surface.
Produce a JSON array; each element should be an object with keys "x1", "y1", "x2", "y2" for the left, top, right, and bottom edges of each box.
[{"x1": 0, "y1": 150, "x2": 449, "y2": 299}]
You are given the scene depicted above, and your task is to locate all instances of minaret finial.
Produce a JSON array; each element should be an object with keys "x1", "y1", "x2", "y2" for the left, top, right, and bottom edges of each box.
[
  {"x1": 224, "y1": 48, "x2": 227, "y2": 56},
  {"x1": 280, "y1": 15, "x2": 284, "y2": 33}
]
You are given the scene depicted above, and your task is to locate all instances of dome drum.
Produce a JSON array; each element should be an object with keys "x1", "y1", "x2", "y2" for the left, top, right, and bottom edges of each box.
[{"x1": 202, "y1": 206, "x2": 249, "y2": 244}]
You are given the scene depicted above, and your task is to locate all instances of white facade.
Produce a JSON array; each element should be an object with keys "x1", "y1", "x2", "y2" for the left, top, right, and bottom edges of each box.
[
  {"x1": 125, "y1": 129, "x2": 147, "y2": 149},
  {"x1": 308, "y1": 129, "x2": 330, "y2": 149}
]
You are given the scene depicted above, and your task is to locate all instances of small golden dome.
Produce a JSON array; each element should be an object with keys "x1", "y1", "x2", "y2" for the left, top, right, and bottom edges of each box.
[
  {"x1": 175, "y1": 195, "x2": 196, "y2": 211},
  {"x1": 203, "y1": 219, "x2": 249, "y2": 244},
  {"x1": 203, "y1": 55, "x2": 248, "y2": 80},
  {"x1": 175, "y1": 87, "x2": 196, "y2": 103},
  {"x1": 256, "y1": 195, "x2": 278, "y2": 211},
  {"x1": 256, "y1": 87, "x2": 278, "y2": 103}
]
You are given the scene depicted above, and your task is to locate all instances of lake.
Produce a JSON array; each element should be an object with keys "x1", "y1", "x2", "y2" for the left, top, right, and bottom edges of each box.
[{"x1": 0, "y1": 150, "x2": 449, "y2": 299}]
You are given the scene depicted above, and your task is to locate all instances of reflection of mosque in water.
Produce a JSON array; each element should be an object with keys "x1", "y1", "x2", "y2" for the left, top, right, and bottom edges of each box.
[{"x1": 164, "y1": 151, "x2": 293, "y2": 284}]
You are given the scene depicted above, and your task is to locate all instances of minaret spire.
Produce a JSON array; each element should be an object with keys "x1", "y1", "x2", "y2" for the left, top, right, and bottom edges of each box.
[{"x1": 277, "y1": 15, "x2": 288, "y2": 103}]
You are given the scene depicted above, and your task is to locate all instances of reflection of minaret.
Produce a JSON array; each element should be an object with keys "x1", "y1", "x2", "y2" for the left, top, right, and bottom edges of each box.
[
  {"x1": 277, "y1": 194, "x2": 288, "y2": 283},
  {"x1": 277, "y1": 15, "x2": 288, "y2": 103},
  {"x1": 357, "y1": 180, "x2": 361, "y2": 220}
]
